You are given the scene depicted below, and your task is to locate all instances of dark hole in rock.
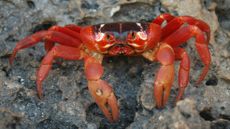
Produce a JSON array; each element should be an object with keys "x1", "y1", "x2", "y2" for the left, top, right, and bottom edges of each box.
[
  {"x1": 220, "y1": 114, "x2": 230, "y2": 121},
  {"x1": 31, "y1": 20, "x2": 57, "y2": 33},
  {"x1": 199, "y1": 107, "x2": 215, "y2": 121},
  {"x1": 206, "y1": 75, "x2": 218, "y2": 86},
  {"x1": 31, "y1": 46, "x2": 36, "y2": 50},
  {"x1": 220, "y1": 106, "x2": 225, "y2": 111},
  {"x1": 181, "y1": 112, "x2": 191, "y2": 119},
  {"x1": 27, "y1": 0, "x2": 35, "y2": 9},
  {"x1": 211, "y1": 119, "x2": 230, "y2": 129},
  {"x1": 64, "y1": 97, "x2": 68, "y2": 101},
  {"x1": 2, "y1": 66, "x2": 11, "y2": 77},
  {"x1": 81, "y1": 0, "x2": 99, "y2": 10},
  {"x1": 0, "y1": 53, "x2": 11, "y2": 59},
  {"x1": 14, "y1": 116, "x2": 21, "y2": 122},
  {"x1": 5, "y1": 35, "x2": 17, "y2": 42},
  {"x1": 71, "y1": 125, "x2": 79, "y2": 129},
  {"x1": 6, "y1": 123, "x2": 16, "y2": 129},
  {"x1": 18, "y1": 77, "x2": 24, "y2": 84},
  {"x1": 6, "y1": 116, "x2": 21, "y2": 129},
  {"x1": 28, "y1": 53, "x2": 34, "y2": 57}
]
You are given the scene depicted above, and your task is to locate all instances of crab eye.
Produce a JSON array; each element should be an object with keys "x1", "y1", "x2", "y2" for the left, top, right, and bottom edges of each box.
[
  {"x1": 105, "y1": 34, "x2": 114, "y2": 42},
  {"x1": 106, "y1": 34, "x2": 111, "y2": 41},
  {"x1": 131, "y1": 31, "x2": 136, "y2": 39}
]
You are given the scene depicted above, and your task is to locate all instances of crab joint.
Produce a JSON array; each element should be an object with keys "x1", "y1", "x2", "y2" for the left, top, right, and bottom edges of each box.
[{"x1": 96, "y1": 89, "x2": 103, "y2": 96}]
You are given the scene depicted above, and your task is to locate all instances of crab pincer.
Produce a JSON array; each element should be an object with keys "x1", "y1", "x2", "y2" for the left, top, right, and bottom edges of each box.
[
  {"x1": 84, "y1": 56, "x2": 119, "y2": 122},
  {"x1": 153, "y1": 43, "x2": 175, "y2": 108}
]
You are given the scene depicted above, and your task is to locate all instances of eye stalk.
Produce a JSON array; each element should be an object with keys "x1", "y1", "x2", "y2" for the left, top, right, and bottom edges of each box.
[
  {"x1": 128, "y1": 31, "x2": 136, "y2": 41},
  {"x1": 95, "y1": 32, "x2": 105, "y2": 42},
  {"x1": 95, "y1": 32, "x2": 115, "y2": 42},
  {"x1": 94, "y1": 32, "x2": 116, "y2": 52},
  {"x1": 106, "y1": 33, "x2": 116, "y2": 42},
  {"x1": 127, "y1": 30, "x2": 148, "y2": 50},
  {"x1": 131, "y1": 31, "x2": 136, "y2": 40},
  {"x1": 128, "y1": 31, "x2": 147, "y2": 41}
]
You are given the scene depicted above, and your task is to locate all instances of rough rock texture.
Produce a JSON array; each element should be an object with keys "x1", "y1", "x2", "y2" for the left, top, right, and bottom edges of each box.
[{"x1": 0, "y1": 0, "x2": 229, "y2": 129}]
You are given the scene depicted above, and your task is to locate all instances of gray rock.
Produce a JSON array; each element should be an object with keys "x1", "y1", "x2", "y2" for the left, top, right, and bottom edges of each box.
[{"x1": 128, "y1": 99, "x2": 211, "y2": 129}]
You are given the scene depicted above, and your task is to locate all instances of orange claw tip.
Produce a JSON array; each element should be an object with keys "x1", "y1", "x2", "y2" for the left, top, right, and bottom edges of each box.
[
  {"x1": 9, "y1": 48, "x2": 19, "y2": 65},
  {"x1": 88, "y1": 80, "x2": 120, "y2": 122},
  {"x1": 36, "y1": 81, "x2": 44, "y2": 99},
  {"x1": 9, "y1": 58, "x2": 14, "y2": 65},
  {"x1": 195, "y1": 68, "x2": 209, "y2": 86},
  {"x1": 155, "y1": 105, "x2": 164, "y2": 109},
  {"x1": 9, "y1": 53, "x2": 16, "y2": 65},
  {"x1": 176, "y1": 87, "x2": 186, "y2": 101},
  {"x1": 37, "y1": 91, "x2": 43, "y2": 99},
  {"x1": 195, "y1": 81, "x2": 203, "y2": 88},
  {"x1": 98, "y1": 93, "x2": 120, "y2": 122},
  {"x1": 97, "y1": 100, "x2": 119, "y2": 123},
  {"x1": 107, "y1": 93, "x2": 120, "y2": 122}
]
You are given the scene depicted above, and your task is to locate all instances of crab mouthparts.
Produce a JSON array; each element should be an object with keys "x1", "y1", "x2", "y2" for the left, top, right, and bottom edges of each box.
[{"x1": 108, "y1": 44, "x2": 134, "y2": 56}]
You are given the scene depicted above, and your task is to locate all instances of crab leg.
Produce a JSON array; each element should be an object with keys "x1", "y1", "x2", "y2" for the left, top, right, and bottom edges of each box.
[
  {"x1": 152, "y1": 13, "x2": 175, "y2": 25},
  {"x1": 161, "y1": 16, "x2": 210, "y2": 41},
  {"x1": 44, "y1": 25, "x2": 82, "y2": 52},
  {"x1": 174, "y1": 48, "x2": 190, "y2": 101},
  {"x1": 64, "y1": 24, "x2": 81, "y2": 32},
  {"x1": 163, "y1": 25, "x2": 211, "y2": 84},
  {"x1": 36, "y1": 45, "x2": 83, "y2": 98},
  {"x1": 10, "y1": 30, "x2": 82, "y2": 64},
  {"x1": 84, "y1": 56, "x2": 119, "y2": 122},
  {"x1": 154, "y1": 43, "x2": 175, "y2": 108}
]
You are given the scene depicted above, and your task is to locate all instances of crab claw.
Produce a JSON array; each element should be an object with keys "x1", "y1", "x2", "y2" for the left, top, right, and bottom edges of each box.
[
  {"x1": 84, "y1": 56, "x2": 119, "y2": 122},
  {"x1": 88, "y1": 80, "x2": 119, "y2": 122},
  {"x1": 154, "y1": 44, "x2": 175, "y2": 108}
]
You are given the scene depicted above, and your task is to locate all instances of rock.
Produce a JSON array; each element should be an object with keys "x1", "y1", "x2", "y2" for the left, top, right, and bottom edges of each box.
[
  {"x1": 214, "y1": 30, "x2": 230, "y2": 81},
  {"x1": 214, "y1": 0, "x2": 230, "y2": 30},
  {"x1": 197, "y1": 80, "x2": 230, "y2": 121},
  {"x1": 0, "y1": 108, "x2": 32, "y2": 129},
  {"x1": 128, "y1": 99, "x2": 210, "y2": 129},
  {"x1": 211, "y1": 119, "x2": 230, "y2": 129}
]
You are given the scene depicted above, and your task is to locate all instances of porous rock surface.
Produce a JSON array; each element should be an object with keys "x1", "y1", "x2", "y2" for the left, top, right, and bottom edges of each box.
[{"x1": 0, "y1": 0, "x2": 229, "y2": 129}]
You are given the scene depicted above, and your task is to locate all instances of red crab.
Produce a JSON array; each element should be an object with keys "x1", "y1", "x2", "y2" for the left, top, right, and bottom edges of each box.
[{"x1": 10, "y1": 13, "x2": 211, "y2": 122}]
